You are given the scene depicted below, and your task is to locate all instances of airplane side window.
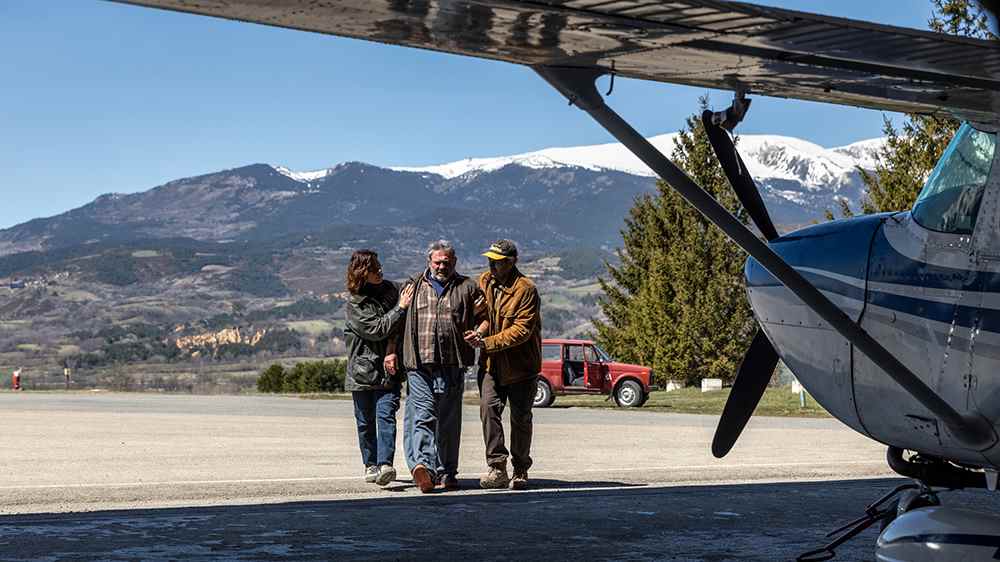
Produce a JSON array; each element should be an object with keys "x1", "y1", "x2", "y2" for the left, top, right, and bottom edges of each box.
[{"x1": 912, "y1": 123, "x2": 996, "y2": 235}]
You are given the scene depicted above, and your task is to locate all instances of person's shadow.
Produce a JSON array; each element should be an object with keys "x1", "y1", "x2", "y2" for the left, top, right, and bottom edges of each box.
[{"x1": 383, "y1": 476, "x2": 641, "y2": 493}]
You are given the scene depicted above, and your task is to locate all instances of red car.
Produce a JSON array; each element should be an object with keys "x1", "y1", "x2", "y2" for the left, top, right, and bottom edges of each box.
[{"x1": 534, "y1": 339, "x2": 656, "y2": 408}]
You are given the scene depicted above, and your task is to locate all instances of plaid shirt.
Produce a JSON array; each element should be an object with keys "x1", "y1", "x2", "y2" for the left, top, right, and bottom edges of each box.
[{"x1": 401, "y1": 270, "x2": 483, "y2": 370}]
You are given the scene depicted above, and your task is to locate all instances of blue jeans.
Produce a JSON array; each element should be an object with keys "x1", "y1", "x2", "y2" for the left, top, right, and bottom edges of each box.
[
  {"x1": 352, "y1": 387, "x2": 401, "y2": 467},
  {"x1": 403, "y1": 367, "x2": 464, "y2": 479}
]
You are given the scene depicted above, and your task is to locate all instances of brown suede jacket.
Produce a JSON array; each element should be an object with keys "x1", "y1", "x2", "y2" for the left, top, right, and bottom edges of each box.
[{"x1": 477, "y1": 268, "x2": 542, "y2": 385}]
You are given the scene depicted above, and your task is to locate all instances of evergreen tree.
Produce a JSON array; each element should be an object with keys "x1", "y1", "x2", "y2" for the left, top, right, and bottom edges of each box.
[
  {"x1": 859, "y1": 0, "x2": 996, "y2": 213},
  {"x1": 595, "y1": 98, "x2": 755, "y2": 386}
]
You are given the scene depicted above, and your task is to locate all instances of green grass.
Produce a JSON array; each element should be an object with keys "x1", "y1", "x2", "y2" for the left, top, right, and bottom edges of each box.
[
  {"x1": 285, "y1": 320, "x2": 333, "y2": 336},
  {"x1": 541, "y1": 293, "x2": 575, "y2": 309},
  {"x1": 60, "y1": 290, "x2": 99, "y2": 302},
  {"x1": 545, "y1": 387, "x2": 831, "y2": 417},
  {"x1": 565, "y1": 282, "x2": 602, "y2": 295}
]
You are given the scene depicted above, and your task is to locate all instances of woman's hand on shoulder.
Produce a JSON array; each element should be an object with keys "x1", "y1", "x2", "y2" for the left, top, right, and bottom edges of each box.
[{"x1": 398, "y1": 283, "x2": 415, "y2": 310}]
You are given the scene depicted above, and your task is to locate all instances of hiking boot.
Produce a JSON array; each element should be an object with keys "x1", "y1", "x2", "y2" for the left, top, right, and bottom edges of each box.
[
  {"x1": 411, "y1": 464, "x2": 435, "y2": 493},
  {"x1": 364, "y1": 465, "x2": 379, "y2": 483},
  {"x1": 479, "y1": 465, "x2": 509, "y2": 489},
  {"x1": 375, "y1": 464, "x2": 397, "y2": 486},
  {"x1": 435, "y1": 474, "x2": 459, "y2": 491},
  {"x1": 510, "y1": 470, "x2": 529, "y2": 490}
]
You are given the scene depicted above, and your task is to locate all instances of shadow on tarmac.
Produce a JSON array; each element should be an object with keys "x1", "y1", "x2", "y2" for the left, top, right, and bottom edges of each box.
[
  {"x1": 2, "y1": 477, "x2": 997, "y2": 561},
  {"x1": 381, "y1": 476, "x2": 645, "y2": 493}
]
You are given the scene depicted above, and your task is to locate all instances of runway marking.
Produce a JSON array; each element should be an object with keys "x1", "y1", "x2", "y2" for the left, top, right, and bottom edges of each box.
[{"x1": 0, "y1": 460, "x2": 888, "y2": 490}]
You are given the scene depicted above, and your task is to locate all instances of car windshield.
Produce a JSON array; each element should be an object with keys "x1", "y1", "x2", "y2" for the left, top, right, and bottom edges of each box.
[{"x1": 911, "y1": 123, "x2": 996, "y2": 235}]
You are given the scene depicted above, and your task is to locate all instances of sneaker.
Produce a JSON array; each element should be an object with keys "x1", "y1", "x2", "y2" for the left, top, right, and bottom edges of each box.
[
  {"x1": 375, "y1": 464, "x2": 397, "y2": 486},
  {"x1": 411, "y1": 464, "x2": 435, "y2": 493},
  {"x1": 364, "y1": 465, "x2": 379, "y2": 483},
  {"x1": 510, "y1": 470, "x2": 529, "y2": 490},
  {"x1": 435, "y1": 474, "x2": 459, "y2": 491},
  {"x1": 479, "y1": 465, "x2": 509, "y2": 489}
]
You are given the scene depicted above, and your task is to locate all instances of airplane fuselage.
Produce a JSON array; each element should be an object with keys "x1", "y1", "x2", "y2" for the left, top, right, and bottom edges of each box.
[{"x1": 746, "y1": 122, "x2": 1000, "y2": 468}]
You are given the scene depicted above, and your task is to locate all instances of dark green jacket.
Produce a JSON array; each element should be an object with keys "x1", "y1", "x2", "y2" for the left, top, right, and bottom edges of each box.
[{"x1": 344, "y1": 281, "x2": 405, "y2": 392}]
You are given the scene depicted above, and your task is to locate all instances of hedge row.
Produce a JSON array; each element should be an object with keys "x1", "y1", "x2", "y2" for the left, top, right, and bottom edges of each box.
[{"x1": 256, "y1": 360, "x2": 346, "y2": 393}]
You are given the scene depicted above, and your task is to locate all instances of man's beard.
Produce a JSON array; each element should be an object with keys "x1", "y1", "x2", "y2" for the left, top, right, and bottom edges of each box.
[{"x1": 432, "y1": 270, "x2": 453, "y2": 282}]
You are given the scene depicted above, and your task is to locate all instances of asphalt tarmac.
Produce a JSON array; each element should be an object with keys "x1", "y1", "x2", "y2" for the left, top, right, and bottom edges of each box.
[{"x1": 1, "y1": 393, "x2": 997, "y2": 560}]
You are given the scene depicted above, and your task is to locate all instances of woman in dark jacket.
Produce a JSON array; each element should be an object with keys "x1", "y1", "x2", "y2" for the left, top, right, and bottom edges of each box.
[{"x1": 344, "y1": 250, "x2": 413, "y2": 486}]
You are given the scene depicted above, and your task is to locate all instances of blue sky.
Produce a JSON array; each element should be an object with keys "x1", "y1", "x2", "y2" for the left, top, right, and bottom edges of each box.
[{"x1": 1, "y1": 0, "x2": 935, "y2": 230}]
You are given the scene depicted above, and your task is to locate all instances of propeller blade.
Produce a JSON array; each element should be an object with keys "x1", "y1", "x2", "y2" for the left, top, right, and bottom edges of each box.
[
  {"x1": 701, "y1": 110, "x2": 780, "y2": 242},
  {"x1": 712, "y1": 329, "x2": 780, "y2": 458}
]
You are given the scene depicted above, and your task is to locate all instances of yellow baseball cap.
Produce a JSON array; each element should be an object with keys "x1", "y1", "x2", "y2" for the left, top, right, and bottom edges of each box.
[{"x1": 482, "y1": 239, "x2": 518, "y2": 260}]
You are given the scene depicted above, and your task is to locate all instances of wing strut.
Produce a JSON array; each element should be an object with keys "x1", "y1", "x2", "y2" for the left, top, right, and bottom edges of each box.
[{"x1": 533, "y1": 65, "x2": 995, "y2": 450}]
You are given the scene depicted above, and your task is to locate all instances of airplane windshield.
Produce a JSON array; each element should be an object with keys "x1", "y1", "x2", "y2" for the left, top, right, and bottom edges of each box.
[{"x1": 912, "y1": 123, "x2": 997, "y2": 235}]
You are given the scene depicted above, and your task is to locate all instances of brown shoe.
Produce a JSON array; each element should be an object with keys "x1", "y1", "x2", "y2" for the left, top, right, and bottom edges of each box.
[
  {"x1": 510, "y1": 470, "x2": 529, "y2": 490},
  {"x1": 435, "y1": 475, "x2": 459, "y2": 491},
  {"x1": 479, "y1": 465, "x2": 509, "y2": 489},
  {"x1": 411, "y1": 464, "x2": 435, "y2": 493}
]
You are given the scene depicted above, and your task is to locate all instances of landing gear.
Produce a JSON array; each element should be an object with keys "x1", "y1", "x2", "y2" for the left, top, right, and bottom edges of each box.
[
  {"x1": 877, "y1": 487, "x2": 939, "y2": 532},
  {"x1": 797, "y1": 447, "x2": 997, "y2": 561},
  {"x1": 796, "y1": 482, "x2": 929, "y2": 562}
]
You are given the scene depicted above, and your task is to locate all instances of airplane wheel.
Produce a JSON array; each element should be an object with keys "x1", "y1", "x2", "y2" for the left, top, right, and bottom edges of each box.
[
  {"x1": 615, "y1": 380, "x2": 642, "y2": 407},
  {"x1": 534, "y1": 379, "x2": 554, "y2": 408}
]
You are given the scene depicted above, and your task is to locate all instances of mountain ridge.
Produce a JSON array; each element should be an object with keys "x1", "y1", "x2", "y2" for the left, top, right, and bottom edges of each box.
[{"x1": 0, "y1": 133, "x2": 886, "y2": 260}]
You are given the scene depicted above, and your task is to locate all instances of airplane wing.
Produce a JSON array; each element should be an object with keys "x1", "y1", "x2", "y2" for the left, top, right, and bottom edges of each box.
[{"x1": 114, "y1": 0, "x2": 1000, "y2": 121}]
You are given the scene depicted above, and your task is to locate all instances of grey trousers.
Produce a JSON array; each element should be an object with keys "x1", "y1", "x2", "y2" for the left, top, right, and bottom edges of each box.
[{"x1": 403, "y1": 366, "x2": 464, "y2": 479}]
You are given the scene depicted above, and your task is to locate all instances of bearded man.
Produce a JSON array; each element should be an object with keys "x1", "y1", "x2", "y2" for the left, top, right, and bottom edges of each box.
[{"x1": 395, "y1": 240, "x2": 484, "y2": 493}]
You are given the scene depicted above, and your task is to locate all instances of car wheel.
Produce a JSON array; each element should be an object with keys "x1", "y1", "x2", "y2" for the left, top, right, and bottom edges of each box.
[
  {"x1": 615, "y1": 380, "x2": 642, "y2": 407},
  {"x1": 534, "y1": 379, "x2": 554, "y2": 408},
  {"x1": 637, "y1": 392, "x2": 650, "y2": 407}
]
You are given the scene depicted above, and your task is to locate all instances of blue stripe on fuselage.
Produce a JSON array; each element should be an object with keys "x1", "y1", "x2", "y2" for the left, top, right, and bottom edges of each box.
[{"x1": 745, "y1": 212, "x2": 1000, "y2": 331}]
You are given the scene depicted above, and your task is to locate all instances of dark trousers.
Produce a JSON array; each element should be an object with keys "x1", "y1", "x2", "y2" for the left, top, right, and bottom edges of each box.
[
  {"x1": 352, "y1": 387, "x2": 401, "y2": 467},
  {"x1": 479, "y1": 371, "x2": 536, "y2": 472}
]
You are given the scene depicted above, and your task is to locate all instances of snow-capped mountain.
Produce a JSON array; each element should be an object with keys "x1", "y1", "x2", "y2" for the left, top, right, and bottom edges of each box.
[
  {"x1": 385, "y1": 132, "x2": 884, "y2": 221},
  {"x1": 386, "y1": 133, "x2": 883, "y2": 185},
  {"x1": 0, "y1": 133, "x2": 884, "y2": 258},
  {"x1": 274, "y1": 133, "x2": 885, "y2": 226},
  {"x1": 394, "y1": 132, "x2": 877, "y2": 182}
]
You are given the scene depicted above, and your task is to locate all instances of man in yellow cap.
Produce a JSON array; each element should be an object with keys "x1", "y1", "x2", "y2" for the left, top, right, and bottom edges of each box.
[{"x1": 464, "y1": 239, "x2": 542, "y2": 490}]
